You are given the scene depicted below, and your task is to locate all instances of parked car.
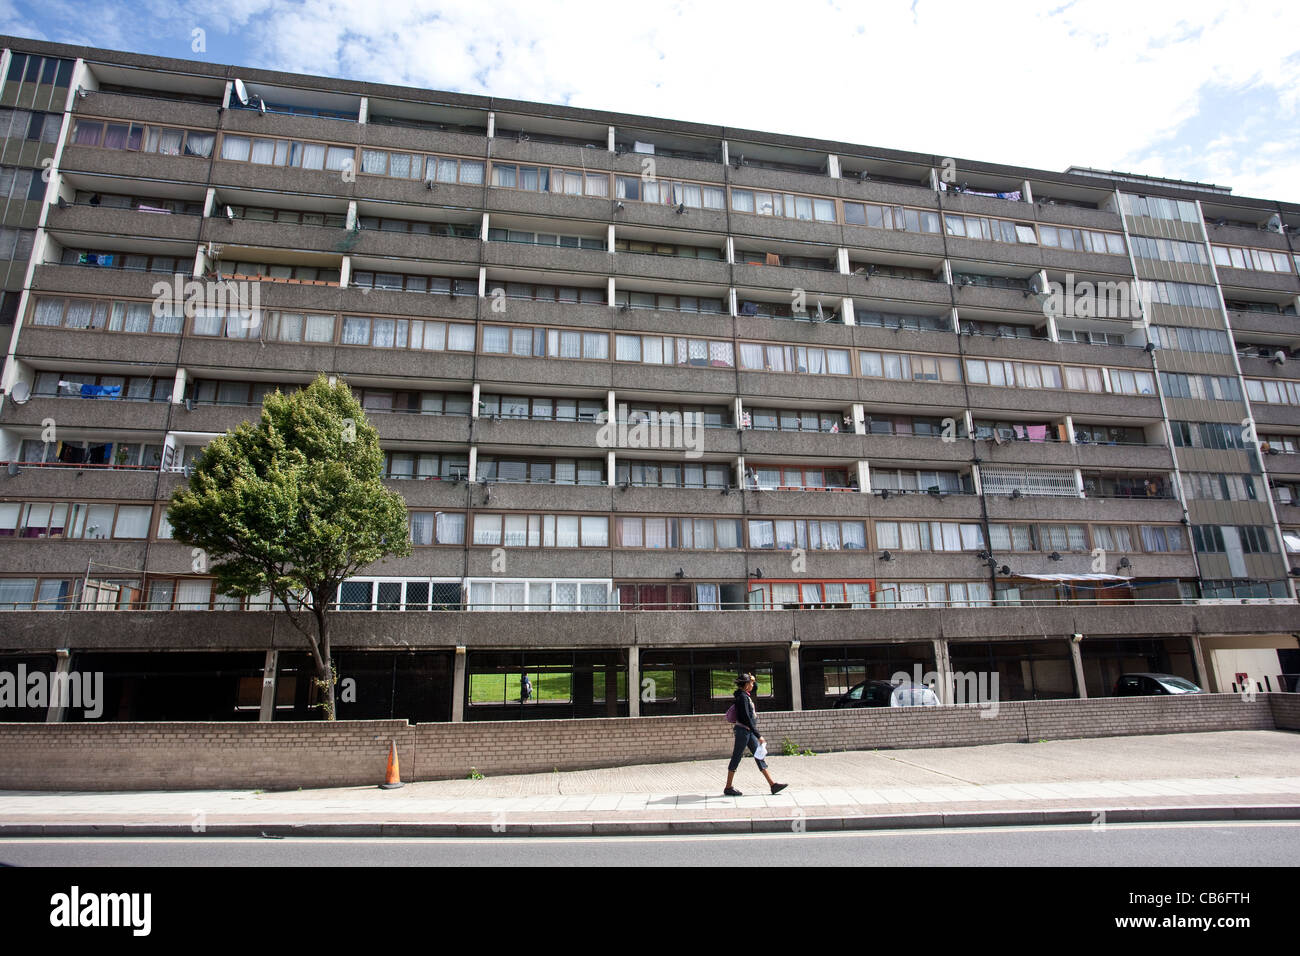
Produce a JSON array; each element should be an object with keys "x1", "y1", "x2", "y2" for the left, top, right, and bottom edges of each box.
[
  {"x1": 1113, "y1": 673, "x2": 1204, "y2": 697},
  {"x1": 833, "y1": 680, "x2": 941, "y2": 708}
]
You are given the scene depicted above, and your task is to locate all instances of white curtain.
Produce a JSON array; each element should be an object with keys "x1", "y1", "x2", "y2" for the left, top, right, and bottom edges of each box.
[
  {"x1": 249, "y1": 138, "x2": 277, "y2": 164},
  {"x1": 298, "y1": 142, "x2": 326, "y2": 169},
  {"x1": 581, "y1": 517, "x2": 608, "y2": 547},
  {"x1": 341, "y1": 318, "x2": 370, "y2": 345},
  {"x1": 221, "y1": 135, "x2": 251, "y2": 161},
  {"x1": 436, "y1": 512, "x2": 465, "y2": 544},
  {"x1": 304, "y1": 315, "x2": 334, "y2": 342},
  {"x1": 409, "y1": 512, "x2": 433, "y2": 545},
  {"x1": 616, "y1": 335, "x2": 641, "y2": 361},
  {"x1": 555, "y1": 516, "x2": 580, "y2": 547},
  {"x1": 842, "y1": 523, "x2": 866, "y2": 549},
  {"x1": 447, "y1": 324, "x2": 475, "y2": 351},
  {"x1": 176, "y1": 579, "x2": 212, "y2": 610}
]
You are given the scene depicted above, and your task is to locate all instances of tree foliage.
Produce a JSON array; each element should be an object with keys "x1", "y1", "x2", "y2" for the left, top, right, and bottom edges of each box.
[{"x1": 166, "y1": 375, "x2": 410, "y2": 717}]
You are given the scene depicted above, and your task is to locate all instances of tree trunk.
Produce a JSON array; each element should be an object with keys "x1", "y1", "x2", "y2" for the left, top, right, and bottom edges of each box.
[{"x1": 314, "y1": 602, "x2": 336, "y2": 721}]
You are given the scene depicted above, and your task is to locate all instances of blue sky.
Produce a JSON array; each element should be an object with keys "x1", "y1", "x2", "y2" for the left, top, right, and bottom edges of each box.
[{"x1": 4, "y1": 0, "x2": 1298, "y2": 201}]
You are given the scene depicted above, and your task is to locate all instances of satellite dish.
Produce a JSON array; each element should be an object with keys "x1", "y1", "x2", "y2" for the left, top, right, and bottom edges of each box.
[
  {"x1": 9, "y1": 381, "x2": 30, "y2": 404},
  {"x1": 233, "y1": 78, "x2": 250, "y2": 106},
  {"x1": 1265, "y1": 213, "x2": 1284, "y2": 234},
  {"x1": 1273, "y1": 350, "x2": 1287, "y2": 365},
  {"x1": 225, "y1": 206, "x2": 235, "y2": 221}
]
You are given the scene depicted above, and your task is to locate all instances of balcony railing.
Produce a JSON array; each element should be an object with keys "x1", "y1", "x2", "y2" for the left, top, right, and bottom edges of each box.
[{"x1": 4, "y1": 595, "x2": 1293, "y2": 612}]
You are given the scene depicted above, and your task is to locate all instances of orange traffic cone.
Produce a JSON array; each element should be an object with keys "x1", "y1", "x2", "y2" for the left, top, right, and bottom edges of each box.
[{"x1": 379, "y1": 740, "x2": 403, "y2": 789}]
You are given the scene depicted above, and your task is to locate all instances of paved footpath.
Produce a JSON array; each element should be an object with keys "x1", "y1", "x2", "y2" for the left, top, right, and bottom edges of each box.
[{"x1": 2, "y1": 730, "x2": 1298, "y2": 836}]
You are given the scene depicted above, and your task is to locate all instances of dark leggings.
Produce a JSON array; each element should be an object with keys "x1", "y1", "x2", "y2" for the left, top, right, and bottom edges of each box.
[{"x1": 728, "y1": 724, "x2": 767, "y2": 772}]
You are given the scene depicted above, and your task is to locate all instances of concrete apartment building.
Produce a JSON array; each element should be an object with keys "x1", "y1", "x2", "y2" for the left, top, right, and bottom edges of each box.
[{"x1": 0, "y1": 36, "x2": 1297, "y2": 724}]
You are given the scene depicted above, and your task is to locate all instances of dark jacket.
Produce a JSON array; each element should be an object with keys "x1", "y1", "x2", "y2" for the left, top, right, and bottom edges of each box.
[{"x1": 734, "y1": 689, "x2": 761, "y2": 737}]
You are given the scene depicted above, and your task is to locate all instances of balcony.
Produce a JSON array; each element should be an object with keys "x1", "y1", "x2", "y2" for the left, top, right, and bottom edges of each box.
[
  {"x1": 73, "y1": 90, "x2": 221, "y2": 129},
  {"x1": 370, "y1": 411, "x2": 471, "y2": 445},
  {"x1": 483, "y1": 240, "x2": 610, "y2": 277},
  {"x1": 59, "y1": 145, "x2": 212, "y2": 185},
  {"x1": 614, "y1": 251, "x2": 730, "y2": 285},
  {"x1": 360, "y1": 125, "x2": 487, "y2": 161},
  {"x1": 13, "y1": 326, "x2": 181, "y2": 366},
  {"x1": 741, "y1": 429, "x2": 865, "y2": 459},
  {"x1": 1217, "y1": 267, "x2": 1300, "y2": 296},
  {"x1": 2, "y1": 602, "x2": 1297, "y2": 654},
  {"x1": 1229, "y1": 309, "x2": 1300, "y2": 338},
  {"x1": 727, "y1": 211, "x2": 840, "y2": 246},
  {"x1": 610, "y1": 151, "x2": 722, "y2": 187},
  {"x1": 485, "y1": 186, "x2": 613, "y2": 223},
  {"x1": 47, "y1": 204, "x2": 204, "y2": 244},
  {"x1": 0, "y1": 396, "x2": 170, "y2": 433},
  {"x1": 479, "y1": 354, "x2": 612, "y2": 391},
  {"x1": 333, "y1": 346, "x2": 477, "y2": 382},
  {"x1": 0, "y1": 462, "x2": 162, "y2": 501},
  {"x1": 30, "y1": 263, "x2": 185, "y2": 299},
  {"x1": 199, "y1": 217, "x2": 347, "y2": 256},
  {"x1": 842, "y1": 226, "x2": 947, "y2": 258},
  {"x1": 732, "y1": 262, "x2": 849, "y2": 298}
]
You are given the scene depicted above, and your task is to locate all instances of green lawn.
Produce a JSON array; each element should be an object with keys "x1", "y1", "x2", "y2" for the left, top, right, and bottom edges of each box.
[
  {"x1": 468, "y1": 669, "x2": 627, "y2": 704},
  {"x1": 467, "y1": 668, "x2": 771, "y2": 705}
]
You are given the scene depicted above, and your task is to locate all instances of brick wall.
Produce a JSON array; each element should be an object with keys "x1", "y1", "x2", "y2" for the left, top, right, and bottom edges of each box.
[
  {"x1": 0, "y1": 694, "x2": 1289, "y2": 791},
  {"x1": 1269, "y1": 693, "x2": 1300, "y2": 730},
  {"x1": 0, "y1": 720, "x2": 414, "y2": 791}
]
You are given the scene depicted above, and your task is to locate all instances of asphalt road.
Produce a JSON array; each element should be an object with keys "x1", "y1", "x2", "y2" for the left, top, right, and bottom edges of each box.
[{"x1": 1, "y1": 820, "x2": 1294, "y2": 866}]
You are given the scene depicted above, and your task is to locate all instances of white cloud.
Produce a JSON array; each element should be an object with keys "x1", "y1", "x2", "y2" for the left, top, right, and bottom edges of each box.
[{"x1": 31, "y1": 0, "x2": 1300, "y2": 198}]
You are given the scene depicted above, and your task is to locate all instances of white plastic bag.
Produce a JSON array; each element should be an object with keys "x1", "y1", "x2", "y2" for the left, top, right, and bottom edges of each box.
[{"x1": 753, "y1": 741, "x2": 767, "y2": 761}]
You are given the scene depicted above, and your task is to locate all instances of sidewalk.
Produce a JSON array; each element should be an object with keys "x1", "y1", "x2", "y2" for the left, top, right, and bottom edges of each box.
[{"x1": 3, "y1": 730, "x2": 1298, "y2": 837}]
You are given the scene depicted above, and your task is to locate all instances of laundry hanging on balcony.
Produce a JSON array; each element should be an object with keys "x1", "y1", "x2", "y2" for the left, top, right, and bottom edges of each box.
[{"x1": 59, "y1": 381, "x2": 120, "y2": 398}]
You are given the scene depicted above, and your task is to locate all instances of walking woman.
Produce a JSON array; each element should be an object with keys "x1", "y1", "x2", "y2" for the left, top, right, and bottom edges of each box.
[{"x1": 724, "y1": 673, "x2": 788, "y2": 796}]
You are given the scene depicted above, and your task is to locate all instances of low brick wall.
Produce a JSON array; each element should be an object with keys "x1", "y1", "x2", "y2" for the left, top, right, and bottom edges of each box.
[
  {"x1": 1270, "y1": 693, "x2": 1300, "y2": 731},
  {"x1": 0, "y1": 694, "x2": 1290, "y2": 791},
  {"x1": 0, "y1": 720, "x2": 414, "y2": 792}
]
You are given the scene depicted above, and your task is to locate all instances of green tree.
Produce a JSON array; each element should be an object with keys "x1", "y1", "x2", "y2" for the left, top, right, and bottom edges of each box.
[{"x1": 166, "y1": 375, "x2": 410, "y2": 719}]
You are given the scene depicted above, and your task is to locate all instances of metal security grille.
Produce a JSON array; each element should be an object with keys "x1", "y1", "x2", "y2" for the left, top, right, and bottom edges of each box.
[{"x1": 980, "y1": 467, "x2": 1078, "y2": 497}]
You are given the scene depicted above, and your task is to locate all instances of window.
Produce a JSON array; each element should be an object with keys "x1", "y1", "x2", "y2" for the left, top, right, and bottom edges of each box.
[
  {"x1": 730, "y1": 188, "x2": 836, "y2": 222},
  {"x1": 0, "y1": 501, "x2": 161, "y2": 539},
  {"x1": 491, "y1": 163, "x2": 609, "y2": 197},
  {"x1": 860, "y1": 351, "x2": 960, "y2": 382},
  {"x1": 1246, "y1": 379, "x2": 1300, "y2": 407},
  {"x1": 746, "y1": 519, "x2": 866, "y2": 551},
  {"x1": 1119, "y1": 194, "x2": 1200, "y2": 223},
  {"x1": 6, "y1": 54, "x2": 74, "y2": 87},
  {"x1": 2, "y1": 108, "x2": 62, "y2": 143},
  {"x1": 738, "y1": 343, "x2": 849, "y2": 375},
  {"x1": 615, "y1": 176, "x2": 725, "y2": 210},
  {"x1": 1140, "y1": 281, "x2": 1219, "y2": 311},
  {"x1": 1149, "y1": 326, "x2": 1231, "y2": 354},
  {"x1": 408, "y1": 512, "x2": 466, "y2": 545},
  {"x1": 0, "y1": 226, "x2": 35, "y2": 263},
  {"x1": 614, "y1": 516, "x2": 743, "y2": 550},
  {"x1": 218, "y1": 133, "x2": 352, "y2": 170},
  {"x1": 1040, "y1": 225, "x2": 1126, "y2": 255},
  {"x1": 472, "y1": 514, "x2": 609, "y2": 548},
  {"x1": 71, "y1": 119, "x2": 213, "y2": 156},
  {"x1": 843, "y1": 202, "x2": 941, "y2": 234},
  {"x1": 0, "y1": 165, "x2": 49, "y2": 202},
  {"x1": 483, "y1": 325, "x2": 609, "y2": 360}
]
